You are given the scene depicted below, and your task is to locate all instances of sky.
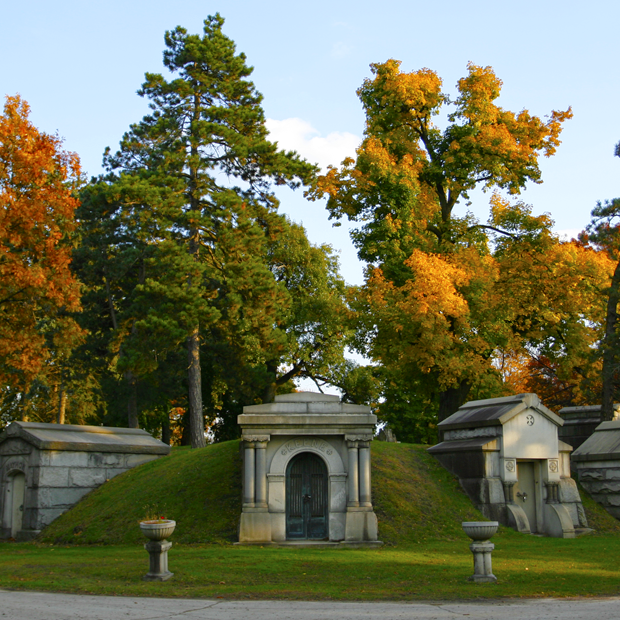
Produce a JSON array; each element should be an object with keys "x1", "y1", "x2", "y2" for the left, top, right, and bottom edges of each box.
[{"x1": 2, "y1": 0, "x2": 619, "y2": 285}]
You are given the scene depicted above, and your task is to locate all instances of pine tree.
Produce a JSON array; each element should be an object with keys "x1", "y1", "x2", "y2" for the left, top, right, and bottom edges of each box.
[{"x1": 84, "y1": 16, "x2": 315, "y2": 446}]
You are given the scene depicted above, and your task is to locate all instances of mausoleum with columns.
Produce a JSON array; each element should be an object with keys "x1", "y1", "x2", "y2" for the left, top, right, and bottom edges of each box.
[{"x1": 237, "y1": 392, "x2": 380, "y2": 545}]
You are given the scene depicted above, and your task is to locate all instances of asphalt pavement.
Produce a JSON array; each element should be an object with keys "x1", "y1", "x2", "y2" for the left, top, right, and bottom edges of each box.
[{"x1": 1, "y1": 591, "x2": 620, "y2": 620}]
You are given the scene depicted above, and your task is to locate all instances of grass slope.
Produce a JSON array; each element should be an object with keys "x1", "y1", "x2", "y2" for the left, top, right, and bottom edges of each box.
[
  {"x1": 39, "y1": 440, "x2": 620, "y2": 546},
  {"x1": 40, "y1": 441, "x2": 242, "y2": 545}
]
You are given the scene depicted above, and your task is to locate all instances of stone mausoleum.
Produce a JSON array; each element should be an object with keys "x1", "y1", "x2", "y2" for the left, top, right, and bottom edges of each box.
[
  {"x1": 237, "y1": 392, "x2": 380, "y2": 545},
  {"x1": 572, "y1": 420, "x2": 620, "y2": 520},
  {"x1": 428, "y1": 394, "x2": 587, "y2": 538},
  {"x1": 558, "y1": 404, "x2": 620, "y2": 453},
  {"x1": 0, "y1": 422, "x2": 170, "y2": 540}
]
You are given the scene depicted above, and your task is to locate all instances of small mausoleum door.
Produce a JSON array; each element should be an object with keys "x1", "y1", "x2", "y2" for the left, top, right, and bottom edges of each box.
[
  {"x1": 515, "y1": 461, "x2": 538, "y2": 533},
  {"x1": 8, "y1": 471, "x2": 25, "y2": 538},
  {"x1": 285, "y1": 452, "x2": 328, "y2": 540}
]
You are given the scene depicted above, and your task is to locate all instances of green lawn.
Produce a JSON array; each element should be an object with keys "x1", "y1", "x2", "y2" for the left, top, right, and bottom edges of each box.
[
  {"x1": 2, "y1": 534, "x2": 620, "y2": 600},
  {"x1": 1, "y1": 440, "x2": 619, "y2": 600}
]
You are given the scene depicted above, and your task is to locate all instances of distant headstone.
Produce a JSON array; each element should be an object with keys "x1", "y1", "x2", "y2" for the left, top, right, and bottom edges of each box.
[{"x1": 377, "y1": 426, "x2": 397, "y2": 442}]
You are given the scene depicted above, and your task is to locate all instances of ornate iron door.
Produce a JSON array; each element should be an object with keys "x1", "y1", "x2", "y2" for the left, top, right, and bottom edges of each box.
[{"x1": 285, "y1": 452, "x2": 328, "y2": 540}]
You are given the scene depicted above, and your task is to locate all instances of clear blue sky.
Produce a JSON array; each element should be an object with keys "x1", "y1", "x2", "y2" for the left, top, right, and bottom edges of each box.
[{"x1": 2, "y1": 0, "x2": 619, "y2": 284}]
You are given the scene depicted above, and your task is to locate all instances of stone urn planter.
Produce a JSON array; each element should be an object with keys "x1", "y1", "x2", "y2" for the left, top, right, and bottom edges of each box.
[
  {"x1": 462, "y1": 521, "x2": 498, "y2": 583},
  {"x1": 462, "y1": 521, "x2": 498, "y2": 542},
  {"x1": 139, "y1": 520, "x2": 176, "y2": 581},
  {"x1": 139, "y1": 519, "x2": 176, "y2": 541}
]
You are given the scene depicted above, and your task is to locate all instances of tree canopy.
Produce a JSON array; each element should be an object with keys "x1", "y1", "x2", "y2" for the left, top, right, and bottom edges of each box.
[
  {"x1": 73, "y1": 16, "x2": 338, "y2": 445},
  {"x1": 0, "y1": 95, "x2": 84, "y2": 420},
  {"x1": 2, "y1": 46, "x2": 617, "y2": 445},
  {"x1": 313, "y1": 60, "x2": 607, "y2": 437}
]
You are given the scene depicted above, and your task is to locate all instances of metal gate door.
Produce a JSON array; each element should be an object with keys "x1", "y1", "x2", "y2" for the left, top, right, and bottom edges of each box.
[{"x1": 286, "y1": 452, "x2": 328, "y2": 540}]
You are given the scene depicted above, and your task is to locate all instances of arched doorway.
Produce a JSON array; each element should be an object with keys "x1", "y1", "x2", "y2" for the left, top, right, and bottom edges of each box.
[{"x1": 286, "y1": 452, "x2": 328, "y2": 540}]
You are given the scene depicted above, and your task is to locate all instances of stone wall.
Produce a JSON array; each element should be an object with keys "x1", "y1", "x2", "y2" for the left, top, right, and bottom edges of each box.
[
  {"x1": 573, "y1": 460, "x2": 620, "y2": 520},
  {"x1": 572, "y1": 420, "x2": 620, "y2": 521},
  {"x1": 31, "y1": 450, "x2": 160, "y2": 534}
]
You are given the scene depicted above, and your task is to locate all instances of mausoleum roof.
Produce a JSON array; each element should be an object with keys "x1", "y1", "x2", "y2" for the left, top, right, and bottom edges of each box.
[
  {"x1": 0, "y1": 422, "x2": 170, "y2": 454},
  {"x1": 238, "y1": 391, "x2": 376, "y2": 434},
  {"x1": 241, "y1": 391, "x2": 373, "y2": 416},
  {"x1": 572, "y1": 421, "x2": 620, "y2": 461},
  {"x1": 438, "y1": 393, "x2": 562, "y2": 431}
]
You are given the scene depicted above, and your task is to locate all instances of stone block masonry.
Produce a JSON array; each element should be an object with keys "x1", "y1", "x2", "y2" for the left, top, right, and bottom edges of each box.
[{"x1": 0, "y1": 422, "x2": 170, "y2": 540}]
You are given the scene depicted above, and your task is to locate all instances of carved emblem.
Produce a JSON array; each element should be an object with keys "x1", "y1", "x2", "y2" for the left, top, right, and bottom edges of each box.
[
  {"x1": 526, "y1": 414, "x2": 535, "y2": 426},
  {"x1": 3, "y1": 459, "x2": 26, "y2": 478},
  {"x1": 549, "y1": 460, "x2": 559, "y2": 473},
  {"x1": 505, "y1": 460, "x2": 515, "y2": 472}
]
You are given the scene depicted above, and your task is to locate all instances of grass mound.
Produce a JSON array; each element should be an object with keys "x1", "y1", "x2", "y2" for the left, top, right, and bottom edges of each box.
[
  {"x1": 38, "y1": 440, "x2": 620, "y2": 546},
  {"x1": 39, "y1": 441, "x2": 241, "y2": 545}
]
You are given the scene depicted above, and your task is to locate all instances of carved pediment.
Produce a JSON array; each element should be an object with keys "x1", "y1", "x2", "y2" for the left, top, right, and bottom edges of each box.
[{"x1": 0, "y1": 439, "x2": 32, "y2": 456}]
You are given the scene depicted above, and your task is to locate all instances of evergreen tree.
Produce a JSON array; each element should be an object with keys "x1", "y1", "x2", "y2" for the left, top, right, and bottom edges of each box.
[{"x1": 81, "y1": 16, "x2": 315, "y2": 446}]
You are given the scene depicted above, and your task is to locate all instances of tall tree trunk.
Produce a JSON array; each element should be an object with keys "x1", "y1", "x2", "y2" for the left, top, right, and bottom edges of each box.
[
  {"x1": 161, "y1": 412, "x2": 171, "y2": 446},
  {"x1": 438, "y1": 380, "x2": 471, "y2": 423},
  {"x1": 601, "y1": 260, "x2": 620, "y2": 421},
  {"x1": 180, "y1": 409, "x2": 191, "y2": 446},
  {"x1": 57, "y1": 379, "x2": 67, "y2": 424},
  {"x1": 186, "y1": 93, "x2": 206, "y2": 449},
  {"x1": 187, "y1": 326, "x2": 206, "y2": 448},
  {"x1": 21, "y1": 389, "x2": 30, "y2": 422},
  {"x1": 262, "y1": 362, "x2": 279, "y2": 403},
  {"x1": 125, "y1": 370, "x2": 139, "y2": 428}
]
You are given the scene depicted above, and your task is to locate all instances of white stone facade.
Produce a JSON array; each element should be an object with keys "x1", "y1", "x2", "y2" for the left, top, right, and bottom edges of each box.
[
  {"x1": 429, "y1": 394, "x2": 587, "y2": 538},
  {"x1": 237, "y1": 392, "x2": 380, "y2": 545}
]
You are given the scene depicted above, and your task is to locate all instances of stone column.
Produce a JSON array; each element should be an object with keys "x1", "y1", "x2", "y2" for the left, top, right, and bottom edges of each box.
[
  {"x1": 243, "y1": 441, "x2": 255, "y2": 507},
  {"x1": 502, "y1": 481, "x2": 515, "y2": 504},
  {"x1": 359, "y1": 441, "x2": 372, "y2": 507},
  {"x1": 255, "y1": 441, "x2": 268, "y2": 509},
  {"x1": 468, "y1": 541, "x2": 496, "y2": 583},
  {"x1": 545, "y1": 482, "x2": 559, "y2": 504},
  {"x1": 347, "y1": 440, "x2": 359, "y2": 507},
  {"x1": 144, "y1": 540, "x2": 173, "y2": 581}
]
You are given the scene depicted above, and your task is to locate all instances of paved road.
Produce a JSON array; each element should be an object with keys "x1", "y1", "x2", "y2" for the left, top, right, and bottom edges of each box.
[{"x1": 1, "y1": 591, "x2": 620, "y2": 620}]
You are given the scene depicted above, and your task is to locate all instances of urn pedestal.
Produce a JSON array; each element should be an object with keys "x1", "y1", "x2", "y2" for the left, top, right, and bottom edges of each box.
[
  {"x1": 462, "y1": 521, "x2": 498, "y2": 583},
  {"x1": 139, "y1": 520, "x2": 175, "y2": 581}
]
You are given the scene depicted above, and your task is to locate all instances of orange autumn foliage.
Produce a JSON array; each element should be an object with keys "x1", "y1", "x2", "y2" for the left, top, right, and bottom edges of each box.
[
  {"x1": 0, "y1": 95, "x2": 83, "y2": 391},
  {"x1": 313, "y1": 60, "x2": 609, "y2": 426}
]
